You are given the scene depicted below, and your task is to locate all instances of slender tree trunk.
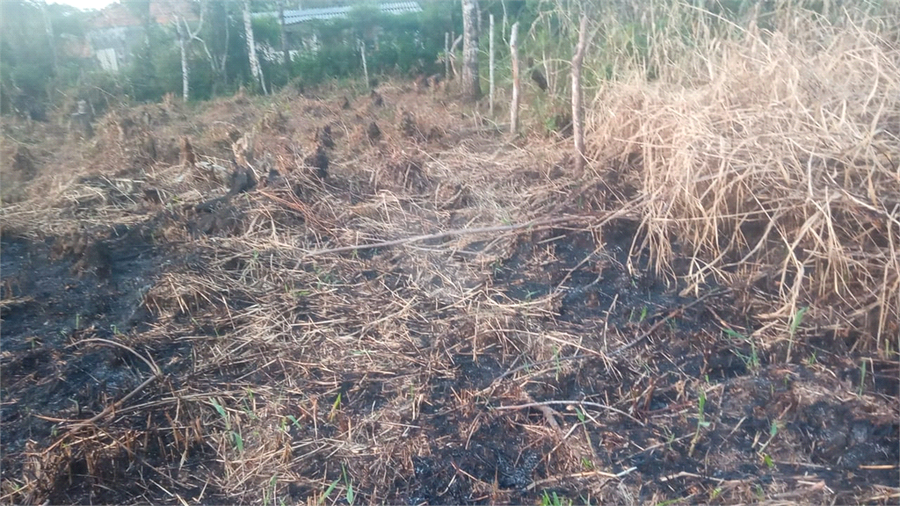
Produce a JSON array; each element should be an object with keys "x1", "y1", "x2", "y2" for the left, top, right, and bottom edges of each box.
[
  {"x1": 489, "y1": 14, "x2": 494, "y2": 115},
  {"x1": 221, "y1": 8, "x2": 230, "y2": 90},
  {"x1": 501, "y1": 0, "x2": 508, "y2": 43},
  {"x1": 243, "y1": 0, "x2": 266, "y2": 94},
  {"x1": 461, "y1": 0, "x2": 481, "y2": 100},
  {"x1": 177, "y1": 21, "x2": 189, "y2": 101},
  {"x1": 360, "y1": 40, "x2": 369, "y2": 88},
  {"x1": 572, "y1": 15, "x2": 588, "y2": 172},
  {"x1": 449, "y1": 33, "x2": 462, "y2": 82},
  {"x1": 444, "y1": 32, "x2": 450, "y2": 81},
  {"x1": 279, "y1": 0, "x2": 289, "y2": 70},
  {"x1": 509, "y1": 22, "x2": 519, "y2": 135}
]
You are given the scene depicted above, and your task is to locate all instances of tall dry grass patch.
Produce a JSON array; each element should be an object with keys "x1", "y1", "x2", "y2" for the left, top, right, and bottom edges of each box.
[{"x1": 587, "y1": 4, "x2": 900, "y2": 350}]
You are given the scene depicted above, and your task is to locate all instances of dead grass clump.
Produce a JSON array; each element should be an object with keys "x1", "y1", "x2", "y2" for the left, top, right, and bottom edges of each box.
[
  {"x1": 259, "y1": 109, "x2": 289, "y2": 134},
  {"x1": 179, "y1": 136, "x2": 196, "y2": 169},
  {"x1": 366, "y1": 121, "x2": 382, "y2": 143},
  {"x1": 315, "y1": 124, "x2": 335, "y2": 149},
  {"x1": 373, "y1": 152, "x2": 431, "y2": 193},
  {"x1": 398, "y1": 110, "x2": 425, "y2": 142},
  {"x1": 10, "y1": 145, "x2": 38, "y2": 180},
  {"x1": 303, "y1": 143, "x2": 329, "y2": 180},
  {"x1": 587, "y1": 8, "x2": 900, "y2": 349},
  {"x1": 201, "y1": 123, "x2": 244, "y2": 159}
]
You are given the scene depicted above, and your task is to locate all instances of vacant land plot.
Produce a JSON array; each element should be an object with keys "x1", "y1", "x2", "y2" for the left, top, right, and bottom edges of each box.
[{"x1": 2, "y1": 8, "x2": 899, "y2": 504}]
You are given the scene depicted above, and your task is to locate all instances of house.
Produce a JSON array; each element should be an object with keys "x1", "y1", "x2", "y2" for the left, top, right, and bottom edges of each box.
[{"x1": 86, "y1": 0, "x2": 198, "y2": 72}]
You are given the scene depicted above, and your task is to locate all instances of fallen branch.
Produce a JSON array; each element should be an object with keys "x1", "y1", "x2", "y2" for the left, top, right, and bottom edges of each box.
[
  {"x1": 494, "y1": 400, "x2": 645, "y2": 427},
  {"x1": 52, "y1": 338, "x2": 164, "y2": 432},
  {"x1": 525, "y1": 467, "x2": 637, "y2": 491},
  {"x1": 65, "y1": 375, "x2": 161, "y2": 431}
]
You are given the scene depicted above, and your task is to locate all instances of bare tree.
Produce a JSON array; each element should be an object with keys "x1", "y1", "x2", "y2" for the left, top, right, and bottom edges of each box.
[
  {"x1": 571, "y1": 15, "x2": 588, "y2": 172},
  {"x1": 174, "y1": 3, "x2": 206, "y2": 102},
  {"x1": 176, "y1": 21, "x2": 189, "y2": 100},
  {"x1": 243, "y1": 0, "x2": 267, "y2": 94},
  {"x1": 461, "y1": 0, "x2": 481, "y2": 100},
  {"x1": 207, "y1": 2, "x2": 230, "y2": 94}
]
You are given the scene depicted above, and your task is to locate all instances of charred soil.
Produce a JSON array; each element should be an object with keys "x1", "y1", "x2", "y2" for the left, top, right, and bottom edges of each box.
[{"x1": 1, "y1": 86, "x2": 897, "y2": 505}]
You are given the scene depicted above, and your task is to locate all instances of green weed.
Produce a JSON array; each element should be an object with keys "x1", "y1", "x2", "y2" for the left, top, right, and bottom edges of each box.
[
  {"x1": 786, "y1": 306, "x2": 808, "y2": 362},
  {"x1": 541, "y1": 490, "x2": 572, "y2": 506}
]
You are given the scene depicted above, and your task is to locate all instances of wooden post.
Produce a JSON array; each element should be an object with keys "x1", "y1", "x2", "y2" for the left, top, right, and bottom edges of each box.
[
  {"x1": 489, "y1": 14, "x2": 494, "y2": 115},
  {"x1": 509, "y1": 22, "x2": 519, "y2": 135},
  {"x1": 572, "y1": 15, "x2": 588, "y2": 172}
]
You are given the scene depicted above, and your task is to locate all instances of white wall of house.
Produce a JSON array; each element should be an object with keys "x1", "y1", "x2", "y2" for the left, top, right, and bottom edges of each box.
[
  {"x1": 87, "y1": 25, "x2": 139, "y2": 72},
  {"x1": 95, "y1": 48, "x2": 119, "y2": 71}
]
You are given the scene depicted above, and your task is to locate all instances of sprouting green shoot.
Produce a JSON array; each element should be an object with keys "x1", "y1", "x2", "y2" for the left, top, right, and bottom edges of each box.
[
  {"x1": 210, "y1": 399, "x2": 226, "y2": 419},
  {"x1": 329, "y1": 392, "x2": 342, "y2": 422},
  {"x1": 790, "y1": 306, "x2": 808, "y2": 337},
  {"x1": 318, "y1": 478, "x2": 339, "y2": 505},
  {"x1": 786, "y1": 306, "x2": 808, "y2": 362},
  {"x1": 233, "y1": 430, "x2": 243, "y2": 452}
]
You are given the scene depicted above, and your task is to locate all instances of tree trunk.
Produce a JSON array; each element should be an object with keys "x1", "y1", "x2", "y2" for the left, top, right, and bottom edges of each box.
[
  {"x1": 243, "y1": 0, "x2": 267, "y2": 94},
  {"x1": 509, "y1": 22, "x2": 519, "y2": 135},
  {"x1": 571, "y1": 15, "x2": 588, "y2": 172},
  {"x1": 279, "y1": 0, "x2": 289, "y2": 70},
  {"x1": 461, "y1": 0, "x2": 481, "y2": 100},
  {"x1": 360, "y1": 40, "x2": 369, "y2": 88},
  {"x1": 177, "y1": 21, "x2": 189, "y2": 101},
  {"x1": 444, "y1": 32, "x2": 450, "y2": 81},
  {"x1": 449, "y1": 33, "x2": 462, "y2": 82},
  {"x1": 489, "y1": 14, "x2": 494, "y2": 115},
  {"x1": 40, "y1": 1, "x2": 57, "y2": 75},
  {"x1": 501, "y1": 0, "x2": 508, "y2": 43},
  {"x1": 220, "y1": 6, "x2": 230, "y2": 90}
]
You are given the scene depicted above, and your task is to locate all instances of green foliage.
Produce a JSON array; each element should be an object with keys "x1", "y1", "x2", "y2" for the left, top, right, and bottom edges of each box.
[
  {"x1": 124, "y1": 23, "x2": 177, "y2": 102},
  {"x1": 1, "y1": 0, "x2": 89, "y2": 116},
  {"x1": 540, "y1": 490, "x2": 573, "y2": 506},
  {"x1": 280, "y1": 0, "x2": 460, "y2": 90}
]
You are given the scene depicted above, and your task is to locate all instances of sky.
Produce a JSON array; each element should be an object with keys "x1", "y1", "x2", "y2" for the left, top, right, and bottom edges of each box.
[{"x1": 52, "y1": 0, "x2": 116, "y2": 11}]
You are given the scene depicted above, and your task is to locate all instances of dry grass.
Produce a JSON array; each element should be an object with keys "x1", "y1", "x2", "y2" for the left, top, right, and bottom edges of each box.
[
  {"x1": 1, "y1": 4, "x2": 898, "y2": 505},
  {"x1": 586, "y1": 2, "x2": 900, "y2": 352}
]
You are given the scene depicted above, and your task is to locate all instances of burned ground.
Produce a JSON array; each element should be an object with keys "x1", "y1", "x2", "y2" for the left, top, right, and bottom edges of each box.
[{"x1": 1, "y1": 84, "x2": 898, "y2": 505}]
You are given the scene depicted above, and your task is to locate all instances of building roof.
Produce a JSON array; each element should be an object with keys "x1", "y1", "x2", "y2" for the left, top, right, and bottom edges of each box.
[{"x1": 257, "y1": 2, "x2": 422, "y2": 26}]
